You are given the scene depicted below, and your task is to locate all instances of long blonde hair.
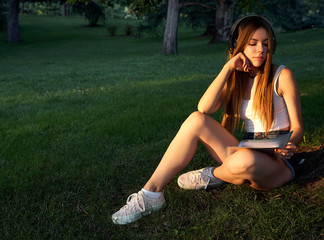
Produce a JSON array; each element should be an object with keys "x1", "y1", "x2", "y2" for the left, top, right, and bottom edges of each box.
[{"x1": 221, "y1": 16, "x2": 276, "y2": 134}]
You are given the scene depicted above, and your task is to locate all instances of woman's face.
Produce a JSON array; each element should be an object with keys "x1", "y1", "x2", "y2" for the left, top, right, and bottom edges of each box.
[{"x1": 243, "y1": 28, "x2": 269, "y2": 68}]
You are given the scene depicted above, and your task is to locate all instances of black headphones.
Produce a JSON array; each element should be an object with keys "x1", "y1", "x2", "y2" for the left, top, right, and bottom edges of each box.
[{"x1": 228, "y1": 15, "x2": 277, "y2": 54}]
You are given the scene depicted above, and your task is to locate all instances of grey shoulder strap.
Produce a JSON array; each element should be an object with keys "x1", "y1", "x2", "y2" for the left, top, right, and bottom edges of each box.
[{"x1": 273, "y1": 65, "x2": 286, "y2": 96}]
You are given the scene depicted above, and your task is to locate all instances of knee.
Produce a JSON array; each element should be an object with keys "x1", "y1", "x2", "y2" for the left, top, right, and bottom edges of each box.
[
  {"x1": 225, "y1": 149, "x2": 257, "y2": 176},
  {"x1": 181, "y1": 111, "x2": 207, "y2": 131}
]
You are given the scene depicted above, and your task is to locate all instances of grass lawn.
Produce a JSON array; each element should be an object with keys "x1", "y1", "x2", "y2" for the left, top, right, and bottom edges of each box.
[{"x1": 0, "y1": 15, "x2": 323, "y2": 239}]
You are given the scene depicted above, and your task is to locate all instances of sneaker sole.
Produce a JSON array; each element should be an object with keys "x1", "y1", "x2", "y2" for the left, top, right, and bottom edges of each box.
[{"x1": 177, "y1": 178, "x2": 224, "y2": 190}]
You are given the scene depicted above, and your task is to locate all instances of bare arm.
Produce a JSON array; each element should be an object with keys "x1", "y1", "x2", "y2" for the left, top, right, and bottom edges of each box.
[
  {"x1": 278, "y1": 68, "x2": 304, "y2": 146},
  {"x1": 275, "y1": 68, "x2": 304, "y2": 160},
  {"x1": 197, "y1": 63, "x2": 232, "y2": 114},
  {"x1": 198, "y1": 53, "x2": 252, "y2": 114}
]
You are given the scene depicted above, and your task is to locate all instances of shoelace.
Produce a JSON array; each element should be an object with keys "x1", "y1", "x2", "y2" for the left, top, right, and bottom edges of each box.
[
  {"x1": 124, "y1": 192, "x2": 146, "y2": 213},
  {"x1": 204, "y1": 178, "x2": 211, "y2": 189},
  {"x1": 190, "y1": 170, "x2": 210, "y2": 189}
]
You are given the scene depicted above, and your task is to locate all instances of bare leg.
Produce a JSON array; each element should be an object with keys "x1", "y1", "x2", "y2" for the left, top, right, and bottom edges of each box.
[
  {"x1": 143, "y1": 111, "x2": 238, "y2": 192},
  {"x1": 213, "y1": 148, "x2": 293, "y2": 190},
  {"x1": 143, "y1": 111, "x2": 292, "y2": 192}
]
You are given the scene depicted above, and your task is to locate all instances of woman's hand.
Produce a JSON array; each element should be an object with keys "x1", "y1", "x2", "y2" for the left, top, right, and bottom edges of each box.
[
  {"x1": 228, "y1": 52, "x2": 252, "y2": 72},
  {"x1": 274, "y1": 142, "x2": 296, "y2": 160}
]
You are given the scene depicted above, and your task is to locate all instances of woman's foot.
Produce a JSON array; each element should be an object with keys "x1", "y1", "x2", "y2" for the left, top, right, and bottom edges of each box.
[
  {"x1": 177, "y1": 167, "x2": 224, "y2": 189},
  {"x1": 112, "y1": 191, "x2": 165, "y2": 225}
]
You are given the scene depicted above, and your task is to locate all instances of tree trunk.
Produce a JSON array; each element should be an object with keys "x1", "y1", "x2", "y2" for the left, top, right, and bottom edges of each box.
[
  {"x1": 62, "y1": 3, "x2": 67, "y2": 17},
  {"x1": 201, "y1": 25, "x2": 216, "y2": 37},
  {"x1": 20, "y1": 0, "x2": 24, "y2": 14},
  {"x1": 209, "y1": 0, "x2": 234, "y2": 44},
  {"x1": 162, "y1": 0, "x2": 180, "y2": 55},
  {"x1": 8, "y1": 0, "x2": 21, "y2": 43}
]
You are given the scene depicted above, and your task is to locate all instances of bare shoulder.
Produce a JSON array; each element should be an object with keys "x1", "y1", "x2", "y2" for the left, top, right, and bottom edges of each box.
[
  {"x1": 277, "y1": 67, "x2": 298, "y2": 96},
  {"x1": 280, "y1": 67, "x2": 295, "y2": 80}
]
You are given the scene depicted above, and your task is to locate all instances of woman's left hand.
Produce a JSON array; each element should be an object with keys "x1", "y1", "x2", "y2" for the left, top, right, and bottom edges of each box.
[{"x1": 274, "y1": 142, "x2": 296, "y2": 160}]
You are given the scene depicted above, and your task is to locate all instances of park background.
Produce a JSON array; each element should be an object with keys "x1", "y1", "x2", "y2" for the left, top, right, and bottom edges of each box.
[{"x1": 1, "y1": 0, "x2": 323, "y2": 239}]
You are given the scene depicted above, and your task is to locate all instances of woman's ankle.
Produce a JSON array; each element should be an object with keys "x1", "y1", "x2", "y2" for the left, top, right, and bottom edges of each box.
[{"x1": 141, "y1": 188, "x2": 162, "y2": 198}]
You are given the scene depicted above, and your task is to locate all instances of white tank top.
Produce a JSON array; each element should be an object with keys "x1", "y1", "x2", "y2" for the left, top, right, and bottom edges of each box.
[{"x1": 240, "y1": 65, "x2": 290, "y2": 132}]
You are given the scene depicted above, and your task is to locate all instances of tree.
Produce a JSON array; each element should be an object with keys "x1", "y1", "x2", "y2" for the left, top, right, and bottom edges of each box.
[
  {"x1": 162, "y1": 0, "x2": 180, "y2": 54},
  {"x1": 181, "y1": 0, "x2": 235, "y2": 44},
  {"x1": 67, "y1": 0, "x2": 324, "y2": 55},
  {"x1": 74, "y1": 1, "x2": 105, "y2": 26},
  {"x1": 127, "y1": 0, "x2": 163, "y2": 16},
  {"x1": 210, "y1": 0, "x2": 234, "y2": 43},
  {"x1": 130, "y1": 0, "x2": 235, "y2": 54},
  {"x1": 61, "y1": 1, "x2": 68, "y2": 17},
  {"x1": 259, "y1": 0, "x2": 324, "y2": 31},
  {"x1": 7, "y1": 0, "x2": 21, "y2": 42},
  {"x1": 161, "y1": 0, "x2": 235, "y2": 54},
  {"x1": 0, "y1": 0, "x2": 7, "y2": 30},
  {"x1": 153, "y1": 0, "x2": 274, "y2": 53},
  {"x1": 136, "y1": 3, "x2": 167, "y2": 37},
  {"x1": 180, "y1": 1, "x2": 215, "y2": 36}
]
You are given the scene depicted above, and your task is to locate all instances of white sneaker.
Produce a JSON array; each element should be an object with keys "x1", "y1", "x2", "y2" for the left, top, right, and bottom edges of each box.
[
  {"x1": 177, "y1": 167, "x2": 224, "y2": 190},
  {"x1": 112, "y1": 191, "x2": 165, "y2": 225}
]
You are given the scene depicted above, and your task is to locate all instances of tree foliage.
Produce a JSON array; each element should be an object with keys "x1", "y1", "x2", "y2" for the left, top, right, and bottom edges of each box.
[
  {"x1": 128, "y1": 0, "x2": 163, "y2": 17},
  {"x1": 136, "y1": 2, "x2": 167, "y2": 37},
  {"x1": 243, "y1": 0, "x2": 324, "y2": 31},
  {"x1": 73, "y1": 1, "x2": 105, "y2": 26},
  {"x1": 236, "y1": 0, "x2": 265, "y2": 13},
  {"x1": 135, "y1": 0, "x2": 218, "y2": 37},
  {"x1": 180, "y1": 0, "x2": 215, "y2": 30}
]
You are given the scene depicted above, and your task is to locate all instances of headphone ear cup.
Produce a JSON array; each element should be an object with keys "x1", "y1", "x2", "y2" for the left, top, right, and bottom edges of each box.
[
  {"x1": 228, "y1": 28, "x2": 237, "y2": 53},
  {"x1": 233, "y1": 39, "x2": 237, "y2": 51},
  {"x1": 228, "y1": 18, "x2": 242, "y2": 54}
]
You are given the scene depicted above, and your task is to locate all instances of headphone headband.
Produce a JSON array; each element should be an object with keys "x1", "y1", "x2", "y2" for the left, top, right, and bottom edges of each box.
[{"x1": 228, "y1": 15, "x2": 277, "y2": 54}]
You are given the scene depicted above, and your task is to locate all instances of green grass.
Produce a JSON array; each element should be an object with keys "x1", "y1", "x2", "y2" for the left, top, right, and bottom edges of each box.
[{"x1": 0, "y1": 15, "x2": 323, "y2": 239}]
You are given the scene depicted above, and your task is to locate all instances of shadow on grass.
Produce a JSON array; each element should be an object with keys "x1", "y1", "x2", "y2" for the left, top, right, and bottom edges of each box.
[{"x1": 294, "y1": 146, "x2": 324, "y2": 185}]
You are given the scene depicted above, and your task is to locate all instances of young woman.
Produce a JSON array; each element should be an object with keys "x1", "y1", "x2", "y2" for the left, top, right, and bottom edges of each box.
[{"x1": 112, "y1": 15, "x2": 304, "y2": 225}]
